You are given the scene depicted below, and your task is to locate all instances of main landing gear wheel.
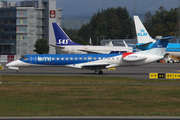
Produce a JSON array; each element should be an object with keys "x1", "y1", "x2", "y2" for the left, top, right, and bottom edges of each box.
[
  {"x1": 99, "y1": 70, "x2": 103, "y2": 74},
  {"x1": 95, "y1": 70, "x2": 103, "y2": 74},
  {"x1": 16, "y1": 70, "x2": 20, "y2": 74}
]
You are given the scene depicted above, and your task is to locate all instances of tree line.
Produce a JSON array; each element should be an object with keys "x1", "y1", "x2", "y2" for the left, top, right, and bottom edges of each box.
[
  {"x1": 34, "y1": 6, "x2": 179, "y2": 54},
  {"x1": 144, "y1": 6, "x2": 179, "y2": 38},
  {"x1": 65, "y1": 6, "x2": 179, "y2": 45},
  {"x1": 77, "y1": 7, "x2": 134, "y2": 45}
]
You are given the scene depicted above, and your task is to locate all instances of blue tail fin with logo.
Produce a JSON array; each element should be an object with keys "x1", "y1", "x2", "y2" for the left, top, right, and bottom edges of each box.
[
  {"x1": 52, "y1": 23, "x2": 81, "y2": 46},
  {"x1": 151, "y1": 37, "x2": 171, "y2": 49},
  {"x1": 139, "y1": 37, "x2": 172, "y2": 57}
]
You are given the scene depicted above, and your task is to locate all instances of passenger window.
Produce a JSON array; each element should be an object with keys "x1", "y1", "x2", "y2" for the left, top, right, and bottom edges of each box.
[
  {"x1": 79, "y1": 57, "x2": 82, "y2": 60},
  {"x1": 61, "y1": 58, "x2": 64, "y2": 60},
  {"x1": 75, "y1": 58, "x2": 77, "y2": 60},
  {"x1": 94, "y1": 57, "x2": 96, "y2": 60},
  {"x1": 70, "y1": 58, "x2": 73, "y2": 60},
  {"x1": 84, "y1": 57, "x2": 87, "y2": 60},
  {"x1": 52, "y1": 58, "x2": 54, "y2": 60},
  {"x1": 99, "y1": 57, "x2": 101, "y2": 60},
  {"x1": 66, "y1": 58, "x2": 68, "y2": 60},
  {"x1": 57, "y1": 58, "x2": 59, "y2": 60}
]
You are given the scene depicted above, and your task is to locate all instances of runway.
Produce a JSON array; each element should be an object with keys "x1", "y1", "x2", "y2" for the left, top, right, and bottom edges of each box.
[{"x1": 1, "y1": 63, "x2": 180, "y2": 79}]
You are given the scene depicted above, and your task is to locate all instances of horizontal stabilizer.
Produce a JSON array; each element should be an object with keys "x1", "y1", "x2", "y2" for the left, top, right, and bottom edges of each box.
[
  {"x1": 136, "y1": 42, "x2": 155, "y2": 50},
  {"x1": 49, "y1": 44, "x2": 65, "y2": 49},
  {"x1": 160, "y1": 36, "x2": 174, "y2": 40}
]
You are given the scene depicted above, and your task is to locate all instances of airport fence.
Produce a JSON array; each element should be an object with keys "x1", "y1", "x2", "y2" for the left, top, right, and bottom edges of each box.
[{"x1": 0, "y1": 55, "x2": 21, "y2": 63}]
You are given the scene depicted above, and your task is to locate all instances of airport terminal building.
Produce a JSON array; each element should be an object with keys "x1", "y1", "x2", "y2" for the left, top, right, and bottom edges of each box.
[{"x1": 0, "y1": 0, "x2": 61, "y2": 55}]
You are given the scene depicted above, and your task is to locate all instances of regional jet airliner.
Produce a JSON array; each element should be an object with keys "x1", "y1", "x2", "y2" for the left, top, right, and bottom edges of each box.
[
  {"x1": 6, "y1": 38, "x2": 169, "y2": 74},
  {"x1": 49, "y1": 23, "x2": 132, "y2": 54}
]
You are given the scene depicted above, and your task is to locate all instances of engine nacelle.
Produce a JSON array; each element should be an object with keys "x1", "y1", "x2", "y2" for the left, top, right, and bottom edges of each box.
[{"x1": 123, "y1": 53, "x2": 147, "y2": 61}]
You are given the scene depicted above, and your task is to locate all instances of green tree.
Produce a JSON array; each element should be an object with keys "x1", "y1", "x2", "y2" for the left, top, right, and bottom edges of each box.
[
  {"x1": 108, "y1": 12, "x2": 121, "y2": 38},
  {"x1": 77, "y1": 6, "x2": 133, "y2": 45},
  {"x1": 144, "y1": 11, "x2": 152, "y2": 33},
  {"x1": 34, "y1": 38, "x2": 49, "y2": 54},
  {"x1": 144, "y1": 6, "x2": 178, "y2": 38}
]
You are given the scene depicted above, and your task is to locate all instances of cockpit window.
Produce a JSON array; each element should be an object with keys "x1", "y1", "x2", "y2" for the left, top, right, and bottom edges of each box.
[{"x1": 20, "y1": 56, "x2": 28, "y2": 60}]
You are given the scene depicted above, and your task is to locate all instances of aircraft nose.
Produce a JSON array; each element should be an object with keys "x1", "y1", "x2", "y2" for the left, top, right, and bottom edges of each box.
[
  {"x1": 6, "y1": 60, "x2": 21, "y2": 67},
  {"x1": 6, "y1": 61, "x2": 15, "y2": 67}
]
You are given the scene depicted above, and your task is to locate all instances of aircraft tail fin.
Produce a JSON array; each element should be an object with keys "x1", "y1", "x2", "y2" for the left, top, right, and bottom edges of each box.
[
  {"x1": 52, "y1": 23, "x2": 81, "y2": 46},
  {"x1": 140, "y1": 37, "x2": 172, "y2": 57},
  {"x1": 134, "y1": 16, "x2": 156, "y2": 44}
]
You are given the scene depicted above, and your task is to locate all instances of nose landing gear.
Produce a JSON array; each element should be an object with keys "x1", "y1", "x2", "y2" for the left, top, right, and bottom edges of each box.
[{"x1": 16, "y1": 70, "x2": 20, "y2": 74}]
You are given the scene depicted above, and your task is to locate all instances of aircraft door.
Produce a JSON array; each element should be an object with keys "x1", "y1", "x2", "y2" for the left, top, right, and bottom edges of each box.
[
  {"x1": 29, "y1": 55, "x2": 32, "y2": 64},
  {"x1": 30, "y1": 55, "x2": 36, "y2": 65}
]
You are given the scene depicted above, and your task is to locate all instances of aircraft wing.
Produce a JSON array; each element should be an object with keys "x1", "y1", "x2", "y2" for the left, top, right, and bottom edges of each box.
[
  {"x1": 82, "y1": 63, "x2": 110, "y2": 70},
  {"x1": 49, "y1": 44, "x2": 65, "y2": 49},
  {"x1": 78, "y1": 49, "x2": 101, "y2": 54}
]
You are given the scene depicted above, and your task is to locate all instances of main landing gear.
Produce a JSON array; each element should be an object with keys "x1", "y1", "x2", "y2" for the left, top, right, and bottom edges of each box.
[{"x1": 95, "y1": 70, "x2": 103, "y2": 74}]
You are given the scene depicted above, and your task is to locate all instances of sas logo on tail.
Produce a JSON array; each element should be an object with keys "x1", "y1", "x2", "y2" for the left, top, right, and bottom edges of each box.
[
  {"x1": 57, "y1": 39, "x2": 69, "y2": 44},
  {"x1": 137, "y1": 29, "x2": 147, "y2": 36}
]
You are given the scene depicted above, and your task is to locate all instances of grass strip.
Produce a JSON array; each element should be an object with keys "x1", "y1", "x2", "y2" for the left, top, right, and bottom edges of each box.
[
  {"x1": 0, "y1": 84, "x2": 180, "y2": 116},
  {"x1": 2, "y1": 75, "x2": 180, "y2": 83},
  {"x1": 1, "y1": 75, "x2": 180, "y2": 116}
]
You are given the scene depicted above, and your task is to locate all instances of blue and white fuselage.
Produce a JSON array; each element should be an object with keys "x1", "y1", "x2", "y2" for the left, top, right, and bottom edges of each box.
[{"x1": 6, "y1": 38, "x2": 169, "y2": 74}]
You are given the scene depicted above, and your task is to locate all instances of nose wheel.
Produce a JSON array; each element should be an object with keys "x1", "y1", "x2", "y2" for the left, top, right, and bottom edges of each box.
[{"x1": 16, "y1": 70, "x2": 20, "y2": 74}]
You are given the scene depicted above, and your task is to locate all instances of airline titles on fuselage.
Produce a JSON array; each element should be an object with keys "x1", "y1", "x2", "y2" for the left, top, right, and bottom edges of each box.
[{"x1": 36, "y1": 56, "x2": 120, "y2": 62}]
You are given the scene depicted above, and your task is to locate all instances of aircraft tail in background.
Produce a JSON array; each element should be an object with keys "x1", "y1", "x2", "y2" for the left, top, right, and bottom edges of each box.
[
  {"x1": 52, "y1": 23, "x2": 81, "y2": 46},
  {"x1": 134, "y1": 16, "x2": 156, "y2": 50}
]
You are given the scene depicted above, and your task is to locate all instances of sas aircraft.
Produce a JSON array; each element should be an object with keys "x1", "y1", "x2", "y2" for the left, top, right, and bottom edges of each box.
[
  {"x1": 134, "y1": 15, "x2": 180, "y2": 61},
  {"x1": 49, "y1": 23, "x2": 132, "y2": 54},
  {"x1": 6, "y1": 38, "x2": 169, "y2": 74}
]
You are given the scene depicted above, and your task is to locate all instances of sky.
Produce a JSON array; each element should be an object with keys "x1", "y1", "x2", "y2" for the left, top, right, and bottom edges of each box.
[{"x1": 6, "y1": 0, "x2": 179, "y2": 19}]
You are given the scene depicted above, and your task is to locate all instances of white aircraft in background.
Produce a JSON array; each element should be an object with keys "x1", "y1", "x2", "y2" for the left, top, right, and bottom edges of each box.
[
  {"x1": 49, "y1": 23, "x2": 132, "y2": 54},
  {"x1": 7, "y1": 38, "x2": 169, "y2": 74},
  {"x1": 134, "y1": 15, "x2": 178, "y2": 62}
]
